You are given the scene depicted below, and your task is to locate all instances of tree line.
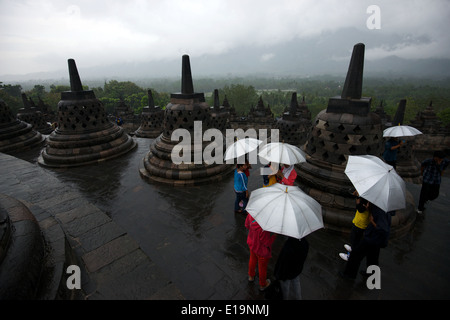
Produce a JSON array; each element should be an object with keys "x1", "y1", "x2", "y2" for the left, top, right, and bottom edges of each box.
[{"x1": 1, "y1": 77, "x2": 449, "y2": 126}]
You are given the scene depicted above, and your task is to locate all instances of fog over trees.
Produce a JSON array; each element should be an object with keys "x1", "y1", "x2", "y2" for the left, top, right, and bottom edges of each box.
[{"x1": 1, "y1": 75, "x2": 449, "y2": 127}]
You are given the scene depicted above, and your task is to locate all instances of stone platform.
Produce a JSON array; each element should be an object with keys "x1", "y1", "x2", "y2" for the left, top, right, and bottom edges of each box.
[{"x1": 0, "y1": 139, "x2": 449, "y2": 303}]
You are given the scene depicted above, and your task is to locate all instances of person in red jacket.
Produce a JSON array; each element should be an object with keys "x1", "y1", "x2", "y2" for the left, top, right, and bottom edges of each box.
[
  {"x1": 245, "y1": 213, "x2": 277, "y2": 291},
  {"x1": 276, "y1": 164, "x2": 297, "y2": 186}
]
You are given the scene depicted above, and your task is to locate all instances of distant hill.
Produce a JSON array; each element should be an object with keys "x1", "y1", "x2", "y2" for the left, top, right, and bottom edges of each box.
[
  {"x1": 2, "y1": 30, "x2": 450, "y2": 83},
  {"x1": 2, "y1": 54, "x2": 450, "y2": 83}
]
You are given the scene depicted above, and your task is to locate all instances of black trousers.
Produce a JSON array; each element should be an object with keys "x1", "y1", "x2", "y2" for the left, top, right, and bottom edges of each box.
[
  {"x1": 418, "y1": 183, "x2": 440, "y2": 211},
  {"x1": 349, "y1": 225, "x2": 365, "y2": 249},
  {"x1": 343, "y1": 238, "x2": 380, "y2": 279}
]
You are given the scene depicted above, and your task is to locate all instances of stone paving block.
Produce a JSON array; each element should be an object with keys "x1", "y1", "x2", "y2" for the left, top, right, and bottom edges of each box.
[
  {"x1": 39, "y1": 215, "x2": 59, "y2": 231},
  {"x1": 64, "y1": 211, "x2": 111, "y2": 238},
  {"x1": 8, "y1": 203, "x2": 37, "y2": 222},
  {"x1": 89, "y1": 249, "x2": 172, "y2": 299},
  {"x1": 55, "y1": 202, "x2": 103, "y2": 225},
  {"x1": 148, "y1": 282, "x2": 185, "y2": 300},
  {"x1": 78, "y1": 221, "x2": 126, "y2": 252},
  {"x1": 34, "y1": 191, "x2": 81, "y2": 211},
  {"x1": 26, "y1": 203, "x2": 52, "y2": 222},
  {"x1": 176, "y1": 265, "x2": 215, "y2": 299},
  {"x1": 82, "y1": 234, "x2": 140, "y2": 273}
]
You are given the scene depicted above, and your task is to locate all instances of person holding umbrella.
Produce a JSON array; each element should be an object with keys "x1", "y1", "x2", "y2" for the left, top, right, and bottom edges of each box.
[
  {"x1": 273, "y1": 236, "x2": 309, "y2": 300},
  {"x1": 226, "y1": 137, "x2": 261, "y2": 213},
  {"x1": 382, "y1": 137, "x2": 404, "y2": 169},
  {"x1": 339, "y1": 195, "x2": 370, "y2": 261},
  {"x1": 234, "y1": 162, "x2": 249, "y2": 213},
  {"x1": 262, "y1": 162, "x2": 278, "y2": 187},
  {"x1": 382, "y1": 124, "x2": 422, "y2": 169},
  {"x1": 245, "y1": 213, "x2": 277, "y2": 291},
  {"x1": 244, "y1": 184, "x2": 324, "y2": 293},
  {"x1": 275, "y1": 164, "x2": 297, "y2": 186},
  {"x1": 341, "y1": 202, "x2": 394, "y2": 279},
  {"x1": 341, "y1": 155, "x2": 405, "y2": 279},
  {"x1": 417, "y1": 151, "x2": 449, "y2": 214}
]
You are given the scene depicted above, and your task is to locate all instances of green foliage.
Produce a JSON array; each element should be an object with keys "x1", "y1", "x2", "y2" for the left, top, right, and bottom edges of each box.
[
  {"x1": 0, "y1": 77, "x2": 449, "y2": 127},
  {"x1": 103, "y1": 80, "x2": 145, "y2": 99},
  {"x1": 259, "y1": 90, "x2": 291, "y2": 117},
  {"x1": 0, "y1": 89, "x2": 21, "y2": 114},
  {"x1": 0, "y1": 83, "x2": 22, "y2": 98},
  {"x1": 438, "y1": 108, "x2": 450, "y2": 126},
  {"x1": 220, "y1": 84, "x2": 259, "y2": 115},
  {"x1": 50, "y1": 84, "x2": 71, "y2": 93}
]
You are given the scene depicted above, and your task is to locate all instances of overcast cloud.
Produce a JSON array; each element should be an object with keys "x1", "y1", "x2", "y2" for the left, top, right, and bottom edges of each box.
[{"x1": 0, "y1": 0, "x2": 449, "y2": 77}]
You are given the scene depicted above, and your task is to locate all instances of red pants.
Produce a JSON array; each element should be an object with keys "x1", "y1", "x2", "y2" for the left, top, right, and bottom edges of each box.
[{"x1": 248, "y1": 249, "x2": 270, "y2": 287}]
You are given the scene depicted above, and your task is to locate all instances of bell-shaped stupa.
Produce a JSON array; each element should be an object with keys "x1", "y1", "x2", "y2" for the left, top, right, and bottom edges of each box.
[
  {"x1": 276, "y1": 92, "x2": 311, "y2": 146},
  {"x1": 209, "y1": 89, "x2": 230, "y2": 133},
  {"x1": 134, "y1": 90, "x2": 164, "y2": 138},
  {"x1": 17, "y1": 93, "x2": 53, "y2": 134},
  {"x1": 140, "y1": 55, "x2": 233, "y2": 186},
  {"x1": 38, "y1": 59, "x2": 136, "y2": 167},
  {"x1": 0, "y1": 99, "x2": 45, "y2": 154},
  {"x1": 296, "y1": 43, "x2": 416, "y2": 236},
  {"x1": 388, "y1": 99, "x2": 422, "y2": 184},
  {"x1": 246, "y1": 96, "x2": 274, "y2": 131}
]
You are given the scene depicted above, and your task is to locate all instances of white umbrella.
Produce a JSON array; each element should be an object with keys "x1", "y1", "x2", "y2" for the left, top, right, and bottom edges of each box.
[
  {"x1": 383, "y1": 125, "x2": 422, "y2": 137},
  {"x1": 344, "y1": 155, "x2": 406, "y2": 212},
  {"x1": 258, "y1": 142, "x2": 307, "y2": 165},
  {"x1": 224, "y1": 137, "x2": 262, "y2": 161},
  {"x1": 245, "y1": 183, "x2": 323, "y2": 239}
]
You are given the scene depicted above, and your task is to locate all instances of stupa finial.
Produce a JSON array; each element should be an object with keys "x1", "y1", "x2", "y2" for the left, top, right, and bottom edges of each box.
[
  {"x1": 147, "y1": 89, "x2": 155, "y2": 108},
  {"x1": 341, "y1": 43, "x2": 365, "y2": 100},
  {"x1": 392, "y1": 99, "x2": 407, "y2": 126},
  {"x1": 213, "y1": 89, "x2": 220, "y2": 109},
  {"x1": 68, "y1": 59, "x2": 83, "y2": 92},
  {"x1": 181, "y1": 55, "x2": 194, "y2": 94}
]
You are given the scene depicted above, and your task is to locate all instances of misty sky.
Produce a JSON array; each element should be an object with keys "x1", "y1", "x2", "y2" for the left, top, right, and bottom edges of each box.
[{"x1": 1, "y1": 0, "x2": 449, "y2": 76}]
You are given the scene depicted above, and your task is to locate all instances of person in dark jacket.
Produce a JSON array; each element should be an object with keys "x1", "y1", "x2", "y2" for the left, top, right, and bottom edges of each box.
[
  {"x1": 417, "y1": 151, "x2": 449, "y2": 214},
  {"x1": 273, "y1": 237, "x2": 309, "y2": 299},
  {"x1": 341, "y1": 203, "x2": 393, "y2": 279},
  {"x1": 383, "y1": 137, "x2": 404, "y2": 169}
]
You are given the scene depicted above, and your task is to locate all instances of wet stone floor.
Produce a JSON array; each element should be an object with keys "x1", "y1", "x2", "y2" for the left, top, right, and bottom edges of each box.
[{"x1": 6, "y1": 137, "x2": 450, "y2": 300}]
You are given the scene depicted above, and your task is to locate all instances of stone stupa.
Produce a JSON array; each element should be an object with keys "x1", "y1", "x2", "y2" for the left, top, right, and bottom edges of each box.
[
  {"x1": 276, "y1": 92, "x2": 311, "y2": 146},
  {"x1": 209, "y1": 89, "x2": 230, "y2": 133},
  {"x1": 0, "y1": 98, "x2": 45, "y2": 154},
  {"x1": 388, "y1": 99, "x2": 422, "y2": 184},
  {"x1": 17, "y1": 93, "x2": 53, "y2": 134},
  {"x1": 296, "y1": 43, "x2": 416, "y2": 237},
  {"x1": 134, "y1": 90, "x2": 164, "y2": 138},
  {"x1": 38, "y1": 59, "x2": 136, "y2": 167},
  {"x1": 140, "y1": 55, "x2": 233, "y2": 186}
]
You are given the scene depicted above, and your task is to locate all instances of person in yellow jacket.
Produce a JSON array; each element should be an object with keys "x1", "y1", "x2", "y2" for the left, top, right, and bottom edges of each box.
[
  {"x1": 262, "y1": 162, "x2": 278, "y2": 187},
  {"x1": 339, "y1": 196, "x2": 370, "y2": 261}
]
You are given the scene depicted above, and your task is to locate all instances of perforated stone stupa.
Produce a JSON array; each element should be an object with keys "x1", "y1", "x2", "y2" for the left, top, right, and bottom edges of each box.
[
  {"x1": 140, "y1": 55, "x2": 233, "y2": 186},
  {"x1": 134, "y1": 90, "x2": 164, "y2": 138},
  {"x1": 388, "y1": 99, "x2": 421, "y2": 184},
  {"x1": 38, "y1": 59, "x2": 136, "y2": 167},
  {"x1": 410, "y1": 101, "x2": 445, "y2": 134},
  {"x1": 0, "y1": 99, "x2": 45, "y2": 154},
  {"x1": 17, "y1": 93, "x2": 53, "y2": 134},
  {"x1": 410, "y1": 101, "x2": 450, "y2": 155},
  {"x1": 296, "y1": 43, "x2": 416, "y2": 236},
  {"x1": 276, "y1": 92, "x2": 311, "y2": 146},
  {"x1": 209, "y1": 89, "x2": 230, "y2": 133},
  {"x1": 246, "y1": 96, "x2": 274, "y2": 130}
]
